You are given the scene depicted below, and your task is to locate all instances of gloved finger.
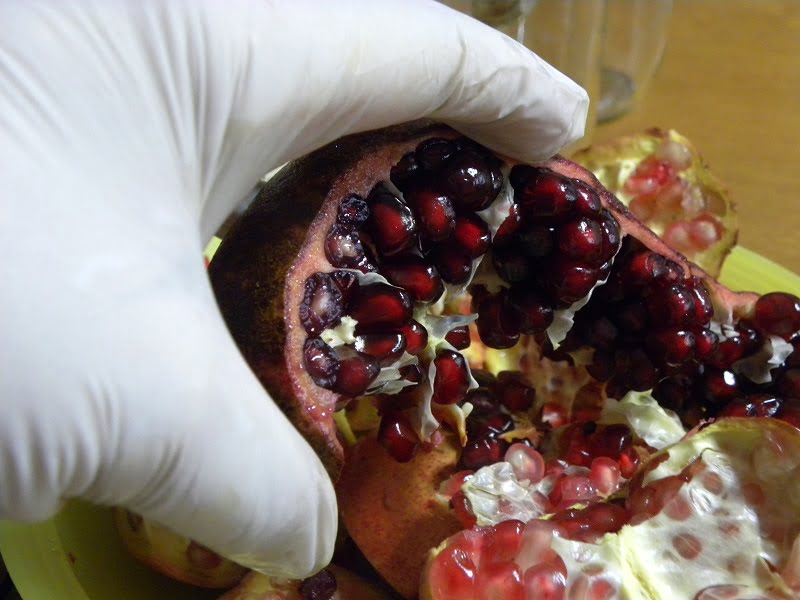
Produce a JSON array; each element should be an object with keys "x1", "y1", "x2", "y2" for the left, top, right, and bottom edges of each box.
[{"x1": 72, "y1": 283, "x2": 338, "y2": 579}]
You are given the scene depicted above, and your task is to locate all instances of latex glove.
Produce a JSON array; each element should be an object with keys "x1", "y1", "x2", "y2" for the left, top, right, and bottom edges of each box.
[{"x1": 0, "y1": 0, "x2": 587, "y2": 580}]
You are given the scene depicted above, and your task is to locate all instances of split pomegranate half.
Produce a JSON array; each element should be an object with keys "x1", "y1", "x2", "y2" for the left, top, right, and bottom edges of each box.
[{"x1": 120, "y1": 121, "x2": 800, "y2": 599}]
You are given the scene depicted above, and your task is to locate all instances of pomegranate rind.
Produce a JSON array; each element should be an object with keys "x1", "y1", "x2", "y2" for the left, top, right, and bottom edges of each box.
[
  {"x1": 217, "y1": 565, "x2": 391, "y2": 600},
  {"x1": 112, "y1": 508, "x2": 247, "y2": 589},
  {"x1": 574, "y1": 128, "x2": 737, "y2": 277},
  {"x1": 336, "y1": 434, "x2": 462, "y2": 599}
]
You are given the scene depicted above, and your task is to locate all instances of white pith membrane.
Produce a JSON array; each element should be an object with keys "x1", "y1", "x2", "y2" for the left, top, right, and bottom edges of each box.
[
  {"x1": 460, "y1": 391, "x2": 688, "y2": 527},
  {"x1": 431, "y1": 420, "x2": 800, "y2": 599}
]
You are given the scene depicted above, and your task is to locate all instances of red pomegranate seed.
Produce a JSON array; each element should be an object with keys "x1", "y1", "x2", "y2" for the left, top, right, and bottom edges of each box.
[
  {"x1": 646, "y1": 283, "x2": 696, "y2": 327},
  {"x1": 550, "y1": 475, "x2": 597, "y2": 508},
  {"x1": 365, "y1": 188, "x2": 417, "y2": 256},
  {"x1": 694, "y1": 327, "x2": 719, "y2": 360},
  {"x1": 398, "y1": 320, "x2": 428, "y2": 355},
  {"x1": 617, "y1": 447, "x2": 640, "y2": 479},
  {"x1": 406, "y1": 186, "x2": 456, "y2": 242},
  {"x1": 348, "y1": 283, "x2": 412, "y2": 329},
  {"x1": 522, "y1": 557, "x2": 567, "y2": 600},
  {"x1": 452, "y1": 213, "x2": 491, "y2": 258},
  {"x1": 597, "y1": 212, "x2": 622, "y2": 262},
  {"x1": 303, "y1": 338, "x2": 339, "y2": 389},
  {"x1": 557, "y1": 216, "x2": 604, "y2": 266},
  {"x1": 509, "y1": 287, "x2": 554, "y2": 334},
  {"x1": 475, "y1": 561, "x2": 524, "y2": 600},
  {"x1": 687, "y1": 214, "x2": 723, "y2": 250},
  {"x1": 461, "y1": 437, "x2": 509, "y2": 470},
  {"x1": 492, "y1": 242, "x2": 531, "y2": 284},
  {"x1": 300, "y1": 272, "x2": 344, "y2": 335},
  {"x1": 629, "y1": 195, "x2": 656, "y2": 221},
  {"x1": 588, "y1": 579, "x2": 617, "y2": 600},
  {"x1": 689, "y1": 279, "x2": 714, "y2": 325},
  {"x1": 389, "y1": 151, "x2": 419, "y2": 192},
  {"x1": 511, "y1": 166, "x2": 578, "y2": 221},
  {"x1": 613, "y1": 300, "x2": 649, "y2": 334},
  {"x1": 442, "y1": 149, "x2": 502, "y2": 212},
  {"x1": 354, "y1": 332, "x2": 406, "y2": 366},
  {"x1": 701, "y1": 369, "x2": 739, "y2": 404},
  {"x1": 590, "y1": 457, "x2": 622, "y2": 496},
  {"x1": 449, "y1": 491, "x2": 478, "y2": 529},
  {"x1": 469, "y1": 413, "x2": 514, "y2": 441},
  {"x1": 464, "y1": 388, "x2": 497, "y2": 418},
  {"x1": 432, "y1": 245, "x2": 473, "y2": 285},
  {"x1": 494, "y1": 204, "x2": 521, "y2": 245},
  {"x1": 484, "y1": 520, "x2": 526, "y2": 565},
  {"x1": 416, "y1": 138, "x2": 456, "y2": 172},
  {"x1": 776, "y1": 369, "x2": 800, "y2": 400},
  {"x1": 647, "y1": 328, "x2": 696, "y2": 366},
  {"x1": 720, "y1": 394, "x2": 782, "y2": 419},
  {"x1": 330, "y1": 270, "x2": 360, "y2": 305},
  {"x1": 623, "y1": 157, "x2": 676, "y2": 198},
  {"x1": 378, "y1": 411, "x2": 420, "y2": 462},
  {"x1": 337, "y1": 194, "x2": 369, "y2": 228},
  {"x1": 324, "y1": 224, "x2": 376, "y2": 272},
  {"x1": 496, "y1": 371, "x2": 536, "y2": 411},
  {"x1": 614, "y1": 348, "x2": 660, "y2": 392},
  {"x1": 399, "y1": 363, "x2": 424, "y2": 384},
  {"x1": 428, "y1": 545, "x2": 476, "y2": 600},
  {"x1": 432, "y1": 350, "x2": 470, "y2": 404},
  {"x1": 587, "y1": 350, "x2": 614, "y2": 382},
  {"x1": 584, "y1": 502, "x2": 627, "y2": 535},
  {"x1": 589, "y1": 424, "x2": 632, "y2": 460},
  {"x1": 505, "y1": 443, "x2": 545, "y2": 483},
  {"x1": 445, "y1": 326, "x2": 471, "y2": 350},
  {"x1": 620, "y1": 251, "x2": 679, "y2": 290},
  {"x1": 381, "y1": 256, "x2": 444, "y2": 303},
  {"x1": 331, "y1": 351, "x2": 380, "y2": 396},
  {"x1": 541, "y1": 258, "x2": 599, "y2": 306},
  {"x1": 299, "y1": 568, "x2": 337, "y2": 600},
  {"x1": 582, "y1": 316, "x2": 618, "y2": 350},
  {"x1": 753, "y1": 292, "x2": 800, "y2": 339},
  {"x1": 476, "y1": 290, "x2": 521, "y2": 349},
  {"x1": 573, "y1": 179, "x2": 602, "y2": 216},
  {"x1": 520, "y1": 225, "x2": 555, "y2": 258},
  {"x1": 736, "y1": 321, "x2": 764, "y2": 356}
]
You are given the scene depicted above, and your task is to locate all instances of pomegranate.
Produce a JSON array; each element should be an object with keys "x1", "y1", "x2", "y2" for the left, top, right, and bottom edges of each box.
[
  {"x1": 120, "y1": 122, "x2": 800, "y2": 598},
  {"x1": 573, "y1": 128, "x2": 737, "y2": 277}
]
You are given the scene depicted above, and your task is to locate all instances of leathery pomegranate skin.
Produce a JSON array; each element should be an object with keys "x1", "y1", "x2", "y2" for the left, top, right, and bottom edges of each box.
[{"x1": 205, "y1": 121, "x2": 800, "y2": 598}]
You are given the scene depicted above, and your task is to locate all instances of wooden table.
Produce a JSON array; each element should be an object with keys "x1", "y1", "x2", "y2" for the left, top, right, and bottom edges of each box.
[{"x1": 593, "y1": 0, "x2": 800, "y2": 275}]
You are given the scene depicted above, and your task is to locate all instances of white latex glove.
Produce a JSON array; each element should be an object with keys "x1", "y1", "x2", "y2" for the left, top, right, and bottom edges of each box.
[{"x1": 0, "y1": 0, "x2": 587, "y2": 580}]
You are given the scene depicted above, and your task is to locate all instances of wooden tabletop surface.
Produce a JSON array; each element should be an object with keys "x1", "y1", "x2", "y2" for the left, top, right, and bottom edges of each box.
[{"x1": 593, "y1": 0, "x2": 800, "y2": 275}]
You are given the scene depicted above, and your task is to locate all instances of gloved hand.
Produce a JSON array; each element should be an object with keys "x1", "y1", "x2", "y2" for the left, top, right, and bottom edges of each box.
[{"x1": 0, "y1": 0, "x2": 587, "y2": 580}]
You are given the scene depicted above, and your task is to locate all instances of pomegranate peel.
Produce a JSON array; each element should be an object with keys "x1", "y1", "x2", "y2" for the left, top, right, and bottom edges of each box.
[{"x1": 574, "y1": 128, "x2": 737, "y2": 277}]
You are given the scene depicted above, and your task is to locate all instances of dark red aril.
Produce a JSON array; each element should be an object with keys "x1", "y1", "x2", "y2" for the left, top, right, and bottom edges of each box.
[
  {"x1": 573, "y1": 179, "x2": 602, "y2": 216},
  {"x1": 452, "y1": 214, "x2": 491, "y2": 259},
  {"x1": 613, "y1": 300, "x2": 649, "y2": 334},
  {"x1": 493, "y1": 243, "x2": 531, "y2": 284},
  {"x1": 737, "y1": 321, "x2": 764, "y2": 357},
  {"x1": 646, "y1": 328, "x2": 696, "y2": 366},
  {"x1": 510, "y1": 166, "x2": 578, "y2": 221},
  {"x1": 475, "y1": 290, "x2": 521, "y2": 349},
  {"x1": 776, "y1": 369, "x2": 800, "y2": 400},
  {"x1": 620, "y1": 251, "x2": 679, "y2": 290},
  {"x1": 540, "y1": 258, "x2": 599, "y2": 306},
  {"x1": 381, "y1": 256, "x2": 444, "y2": 304},
  {"x1": 432, "y1": 245, "x2": 473, "y2": 285},
  {"x1": 720, "y1": 394, "x2": 783, "y2": 419},
  {"x1": 416, "y1": 138, "x2": 456, "y2": 172},
  {"x1": 366, "y1": 187, "x2": 417, "y2": 256},
  {"x1": 337, "y1": 194, "x2": 369, "y2": 228},
  {"x1": 442, "y1": 149, "x2": 502, "y2": 211},
  {"x1": 445, "y1": 326, "x2": 471, "y2": 350},
  {"x1": 701, "y1": 369, "x2": 740, "y2": 405},
  {"x1": 390, "y1": 152, "x2": 419, "y2": 192},
  {"x1": 587, "y1": 350, "x2": 614, "y2": 382},
  {"x1": 464, "y1": 387, "x2": 499, "y2": 416},
  {"x1": 300, "y1": 272, "x2": 343, "y2": 336},
  {"x1": 406, "y1": 185, "x2": 456, "y2": 242},
  {"x1": 653, "y1": 374, "x2": 694, "y2": 414},
  {"x1": 694, "y1": 327, "x2": 719, "y2": 360},
  {"x1": 582, "y1": 316, "x2": 618, "y2": 351},
  {"x1": 432, "y1": 350, "x2": 471, "y2": 405},
  {"x1": 753, "y1": 292, "x2": 800, "y2": 339},
  {"x1": 354, "y1": 332, "x2": 406, "y2": 366},
  {"x1": 348, "y1": 283, "x2": 412, "y2": 329},
  {"x1": 519, "y1": 225, "x2": 555, "y2": 258},
  {"x1": 509, "y1": 287, "x2": 554, "y2": 334},
  {"x1": 397, "y1": 320, "x2": 428, "y2": 355},
  {"x1": 689, "y1": 279, "x2": 714, "y2": 325},
  {"x1": 378, "y1": 412, "x2": 420, "y2": 463},
  {"x1": 324, "y1": 224, "x2": 376, "y2": 272},
  {"x1": 299, "y1": 568, "x2": 338, "y2": 600},
  {"x1": 646, "y1": 283, "x2": 696, "y2": 327},
  {"x1": 493, "y1": 204, "x2": 521, "y2": 245},
  {"x1": 598, "y1": 211, "x2": 622, "y2": 262},
  {"x1": 330, "y1": 270, "x2": 360, "y2": 305},
  {"x1": 708, "y1": 335, "x2": 745, "y2": 369},
  {"x1": 470, "y1": 413, "x2": 515, "y2": 439},
  {"x1": 557, "y1": 216, "x2": 604, "y2": 266},
  {"x1": 460, "y1": 437, "x2": 509, "y2": 470},
  {"x1": 399, "y1": 363, "x2": 425, "y2": 384},
  {"x1": 615, "y1": 348, "x2": 660, "y2": 392},
  {"x1": 496, "y1": 371, "x2": 536, "y2": 411},
  {"x1": 331, "y1": 351, "x2": 380, "y2": 396},
  {"x1": 303, "y1": 338, "x2": 339, "y2": 389}
]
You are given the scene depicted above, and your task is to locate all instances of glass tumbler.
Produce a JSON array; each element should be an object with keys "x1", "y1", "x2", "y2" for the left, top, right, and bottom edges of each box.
[{"x1": 598, "y1": 0, "x2": 674, "y2": 122}]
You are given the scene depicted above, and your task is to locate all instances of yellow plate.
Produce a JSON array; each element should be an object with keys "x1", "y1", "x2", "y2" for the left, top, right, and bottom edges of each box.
[{"x1": 1, "y1": 246, "x2": 799, "y2": 600}]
